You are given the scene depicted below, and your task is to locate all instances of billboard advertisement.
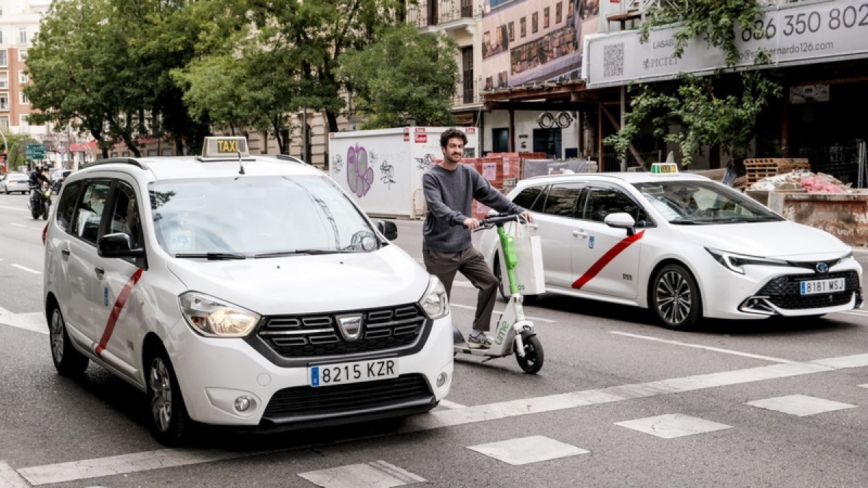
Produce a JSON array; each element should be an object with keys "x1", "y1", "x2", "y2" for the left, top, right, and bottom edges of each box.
[{"x1": 482, "y1": 0, "x2": 599, "y2": 89}]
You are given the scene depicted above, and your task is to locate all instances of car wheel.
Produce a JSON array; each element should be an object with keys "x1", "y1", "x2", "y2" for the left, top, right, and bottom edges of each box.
[
  {"x1": 147, "y1": 344, "x2": 192, "y2": 446},
  {"x1": 651, "y1": 263, "x2": 702, "y2": 330},
  {"x1": 49, "y1": 306, "x2": 89, "y2": 376},
  {"x1": 3, "y1": 186, "x2": 8, "y2": 194}
]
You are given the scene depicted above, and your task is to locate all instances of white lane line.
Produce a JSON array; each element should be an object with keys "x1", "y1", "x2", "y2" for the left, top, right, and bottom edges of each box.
[
  {"x1": 15, "y1": 353, "x2": 868, "y2": 484},
  {"x1": 609, "y1": 331, "x2": 793, "y2": 363},
  {"x1": 0, "y1": 206, "x2": 28, "y2": 212},
  {"x1": 399, "y1": 355, "x2": 868, "y2": 433},
  {"x1": 450, "y1": 302, "x2": 556, "y2": 323},
  {"x1": 10, "y1": 223, "x2": 26, "y2": 228},
  {"x1": 10, "y1": 264, "x2": 40, "y2": 275},
  {"x1": 18, "y1": 449, "x2": 250, "y2": 486},
  {"x1": 437, "y1": 399, "x2": 466, "y2": 410},
  {"x1": 0, "y1": 461, "x2": 30, "y2": 488}
]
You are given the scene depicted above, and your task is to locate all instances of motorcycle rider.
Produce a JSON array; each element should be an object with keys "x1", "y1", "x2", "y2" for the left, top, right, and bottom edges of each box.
[
  {"x1": 29, "y1": 166, "x2": 50, "y2": 188},
  {"x1": 28, "y1": 166, "x2": 51, "y2": 219}
]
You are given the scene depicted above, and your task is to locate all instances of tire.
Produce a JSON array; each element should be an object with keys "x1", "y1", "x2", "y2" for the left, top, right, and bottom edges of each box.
[
  {"x1": 48, "y1": 306, "x2": 89, "y2": 376},
  {"x1": 650, "y1": 263, "x2": 702, "y2": 330},
  {"x1": 146, "y1": 345, "x2": 192, "y2": 446},
  {"x1": 42, "y1": 202, "x2": 49, "y2": 220},
  {"x1": 515, "y1": 332, "x2": 544, "y2": 374},
  {"x1": 31, "y1": 206, "x2": 40, "y2": 219},
  {"x1": 3, "y1": 186, "x2": 8, "y2": 194}
]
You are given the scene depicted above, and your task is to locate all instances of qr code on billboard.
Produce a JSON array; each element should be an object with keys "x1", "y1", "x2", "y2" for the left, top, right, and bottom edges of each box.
[{"x1": 603, "y1": 43, "x2": 625, "y2": 77}]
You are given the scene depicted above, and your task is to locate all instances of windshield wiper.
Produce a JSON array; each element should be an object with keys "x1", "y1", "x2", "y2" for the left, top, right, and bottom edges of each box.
[
  {"x1": 255, "y1": 249, "x2": 338, "y2": 258},
  {"x1": 175, "y1": 252, "x2": 247, "y2": 260}
]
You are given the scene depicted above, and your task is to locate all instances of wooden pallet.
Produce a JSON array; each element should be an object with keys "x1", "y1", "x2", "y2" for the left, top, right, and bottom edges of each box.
[{"x1": 744, "y1": 158, "x2": 810, "y2": 184}]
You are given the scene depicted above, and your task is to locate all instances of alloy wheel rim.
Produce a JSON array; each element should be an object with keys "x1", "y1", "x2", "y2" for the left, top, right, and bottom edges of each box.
[
  {"x1": 656, "y1": 271, "x2": 692, "y2": 325},
  {"x1": 50, "y1": 309, "x2": 64, "y2": 363},
  {"x1": 149, "y1": 358, "x2": 173, "y2": 432}
]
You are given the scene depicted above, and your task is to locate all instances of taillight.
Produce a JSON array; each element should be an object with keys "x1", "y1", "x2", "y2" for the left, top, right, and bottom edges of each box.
[{"x1": 42, "y1": 223, "x2": 48, "y2": 245}]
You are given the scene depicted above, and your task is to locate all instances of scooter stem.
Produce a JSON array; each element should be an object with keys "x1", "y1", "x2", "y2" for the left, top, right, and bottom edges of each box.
[{"x1": 497, "y1": 225, "x2": 519, "y2": 296}]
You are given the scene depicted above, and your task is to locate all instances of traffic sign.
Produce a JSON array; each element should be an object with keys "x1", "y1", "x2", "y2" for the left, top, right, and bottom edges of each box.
[{"x1": 26, "y1": 144, "x2": 46, "y2": 160}]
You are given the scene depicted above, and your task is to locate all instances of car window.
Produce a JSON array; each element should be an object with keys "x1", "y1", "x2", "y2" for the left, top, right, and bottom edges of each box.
[
  {"x1": 150, "y1": 175, "x2": 378, "y2": 257},
  {"x1": 512, "y1": 185, "x2": 545, "y2": 210},
  {"x1": 541, "y1": 183, "x2": 583, "y2": 218},
  {"x1": 55, "y1": 181, "x2": 83, "y2": 233},
  {"x1": 583, "y1": 187, "x2": 644, "y2": 223},
  {"x1": 108, "y1": 181, "x2": 144, "y2": 251},
  {"x1": 634, "y1": 180, "x2": 783, "y2": 223},
  {"x1": 73, "y1": 181, "x2": 112, "y2": 245}
]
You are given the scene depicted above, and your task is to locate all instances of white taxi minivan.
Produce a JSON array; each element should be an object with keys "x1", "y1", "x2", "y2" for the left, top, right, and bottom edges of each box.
[{"x1": 43, "y1": 137, "x2": 453, "y2": 445}]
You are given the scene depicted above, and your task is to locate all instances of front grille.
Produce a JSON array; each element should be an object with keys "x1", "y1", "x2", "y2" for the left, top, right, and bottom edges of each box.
[
  {"x1": 757, "y1": 271, "x2": 860, "y2": 310},
  {"x1": 259, "y1": 304, "x2": 426, "y2": 358},
  {"x1": 263, "y1": 374, "x2": 432, "y2": 419}
]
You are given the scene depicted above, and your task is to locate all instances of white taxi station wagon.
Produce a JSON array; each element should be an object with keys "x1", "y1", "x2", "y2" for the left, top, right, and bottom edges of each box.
[
  {"x1": 43, "y1": 137, "x2": 453, "y2": 445},
  {"x1": 480, "y1": 163, "x2": 864, "y2": 330}
]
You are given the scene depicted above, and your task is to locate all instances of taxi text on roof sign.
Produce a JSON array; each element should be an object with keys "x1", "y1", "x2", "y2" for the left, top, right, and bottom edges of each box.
[
  {"x1": 650, "y1": 162, "x2": 679, "y2": 175},
  {"x1": 202, "y1": 137, "x2": 249, "y2": 158}
]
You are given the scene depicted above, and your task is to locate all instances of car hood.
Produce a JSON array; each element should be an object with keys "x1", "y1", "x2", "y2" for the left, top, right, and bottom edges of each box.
[
  {"x1": 166, "y1": 244, "x2": 430, "y2": 315},
  {"x1": 676, "y1": 221, "x2": 850, "y2": 259}
]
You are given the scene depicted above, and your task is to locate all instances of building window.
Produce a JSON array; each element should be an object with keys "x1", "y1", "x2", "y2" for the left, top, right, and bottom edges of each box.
[
  {"x1": 19, "y1": 71, "x2": 28, "y2": 84},
  {"x1": 0, "y1": 51, "x2": 6, "y2": 67},
  {"x1": 18, "y1": 49, "x2": 27, "y2": 61},
  {"x1": 0, "y1": 95, "x2": 7, "y2": 110},
  {"x1": 0, "y1": 117, "x2": 8, "y2": 128},
  {"x1": 20, "y1": 92, "x2": 29, "y2": 104},
  {"x1": 0, "y1": 72, "x2": 6, "y2": 88},
  {"x1": 0, "y1": 31, "x2": 3, "y2": 44},
  {"x1": 19, "y1": 29, "x2": 27, "y2": 45}
]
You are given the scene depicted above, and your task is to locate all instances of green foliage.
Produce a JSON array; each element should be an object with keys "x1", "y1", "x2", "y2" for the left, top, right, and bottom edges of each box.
[
  {"x1": 337, "y1": 25, "x2": 458, "y2": 129},
  {"x1": 1, "y1": 132, "x2": 38, "y2": 171},
  {"x1": 605, "y1": 0, "x2": 783, "y2": 165}
]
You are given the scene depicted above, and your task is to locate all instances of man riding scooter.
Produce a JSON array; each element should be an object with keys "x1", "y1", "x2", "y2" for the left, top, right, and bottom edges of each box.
[
  {"x1": 421, "y1": 128, "x2": 534, "y2": 348},
  {"x1": 28, "y1": 166, "x2": 52, "y2": 220}
]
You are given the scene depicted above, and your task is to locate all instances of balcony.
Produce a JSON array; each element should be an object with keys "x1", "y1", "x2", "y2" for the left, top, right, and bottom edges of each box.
[
  {"x1": 452, "y1": 75, "x2": 482, "y2": 110},
  {"x1": 408, "y1": 0, "x2": 482, "y2": 32}
]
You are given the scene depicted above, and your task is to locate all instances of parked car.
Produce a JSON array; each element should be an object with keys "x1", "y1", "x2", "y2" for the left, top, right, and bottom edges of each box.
[
  {"x1": 479, "y1": 163, "x2": 863, "y2": 330},
  {"x1": 43, "y1": 137, "x2": 453, "y2": 445},
  {"x1": 50, "y1": 169, "x2": 72, "y2": 192},
  {"x1": 2, "y1": 173, "x2": 29, "y2": 194}
]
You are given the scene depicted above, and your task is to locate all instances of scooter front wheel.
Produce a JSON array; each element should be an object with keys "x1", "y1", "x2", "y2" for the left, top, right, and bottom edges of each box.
[{"x1": 515, "y1": 333, "x2": 543, "y2": 374}]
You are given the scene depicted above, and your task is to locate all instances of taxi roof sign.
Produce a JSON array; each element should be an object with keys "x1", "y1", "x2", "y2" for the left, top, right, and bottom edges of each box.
[
  {"x1": 202, "y1": 137, "x2": 249, "y2": 158},
  {"x1": 650, "y1": 162, "x2": 679, "y2": 175}
]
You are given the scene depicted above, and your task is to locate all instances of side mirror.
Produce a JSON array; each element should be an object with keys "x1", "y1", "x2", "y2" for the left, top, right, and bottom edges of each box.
[
  {"x1": 98, "y1": 233, "x2": 145, "y2": 258},
  {"x1": 604, "y1": 212, "x2": 637, "y2": 236},
  {"x1": 377, "y1": 220, "x2": 398, "y2": 241}
]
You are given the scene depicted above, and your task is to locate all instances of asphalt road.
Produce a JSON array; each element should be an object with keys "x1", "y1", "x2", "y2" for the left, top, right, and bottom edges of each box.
[{"x1": 2, "y1": 191, "x2": 868, "y2": 488}]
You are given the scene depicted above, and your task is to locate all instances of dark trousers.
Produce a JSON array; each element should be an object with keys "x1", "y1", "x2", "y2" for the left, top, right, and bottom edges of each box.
[{"x1": 423, "y1": 247, "x2": 498, "y2": 332}]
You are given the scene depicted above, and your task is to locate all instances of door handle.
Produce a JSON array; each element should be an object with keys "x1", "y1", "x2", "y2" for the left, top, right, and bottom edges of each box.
[
  {"x1": 94, "y1": 267, "x2": 105, "y2": 279},
  {"x1": 61, "y1": 249, "x2": 70, "y2": 260},
  {"x1": 573, "y1": 230, "x2": 588, "y2": 238}
]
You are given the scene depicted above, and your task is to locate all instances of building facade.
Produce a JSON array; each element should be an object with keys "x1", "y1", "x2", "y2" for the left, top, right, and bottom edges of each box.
[{"x1": 0, "y1": 0, "x2": 49, "y2": 136}]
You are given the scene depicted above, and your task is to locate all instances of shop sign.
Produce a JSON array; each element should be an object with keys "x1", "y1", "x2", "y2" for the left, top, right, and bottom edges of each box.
[{"x1": 585, "y1": 0, "x2": 868, "y2": 88}]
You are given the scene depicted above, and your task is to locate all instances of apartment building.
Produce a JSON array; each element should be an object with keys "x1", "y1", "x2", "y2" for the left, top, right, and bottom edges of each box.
[{"x1": 0, "y1": 0, "x2": 49, "y2": 137}]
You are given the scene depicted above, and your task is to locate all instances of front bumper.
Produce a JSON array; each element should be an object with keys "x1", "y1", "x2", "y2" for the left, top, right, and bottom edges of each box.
[{"x1": 169, "y1": 314, "x2": 454, "y2": 427}]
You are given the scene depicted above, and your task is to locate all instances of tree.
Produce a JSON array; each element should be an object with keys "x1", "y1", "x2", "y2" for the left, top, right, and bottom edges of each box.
[
  {"x1": 337, "y1": 24, "x2": 459, "y2": 129},
  {"x1": 605, "y1": 0, "x2": 783, "y2": 166},
  {"x1": 214, "y1": 0, "x2": 408, "y2": 134},
  {"x1": 1, "y1": 132, "x2": 38, "y2": 171}
]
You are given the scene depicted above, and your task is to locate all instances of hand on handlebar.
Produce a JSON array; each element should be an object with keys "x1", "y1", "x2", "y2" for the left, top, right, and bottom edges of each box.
[{"x1": 463, "y1": 217, "x2": 481, "y2": 230}]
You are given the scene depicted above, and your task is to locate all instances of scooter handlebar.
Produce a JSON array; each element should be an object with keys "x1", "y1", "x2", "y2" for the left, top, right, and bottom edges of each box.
[{"x1": 478, "y1": 213, "x2": 526, "y2": 229}]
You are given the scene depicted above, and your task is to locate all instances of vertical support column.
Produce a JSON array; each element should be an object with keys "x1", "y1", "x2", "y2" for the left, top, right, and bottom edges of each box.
[
  {"x1": 509, "y1": 108, "x2": 515, "y2": 152},
  {"x1": 597, "y1": 102, "x2": 604, "y2": 172},
  {"x1": 620, "y1": 86, "x2": 627, "y2": 171},
  {"x1": 578, "y1": 110, "x2": 585, "y2": 156},
  {"x1": 781, "y1": 94, "x2": 790, "y2": 158}
]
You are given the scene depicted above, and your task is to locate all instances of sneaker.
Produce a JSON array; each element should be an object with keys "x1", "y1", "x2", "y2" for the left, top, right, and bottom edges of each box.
[{"x1": 468, "y1": 332, "x2": 493, "y2": 348}]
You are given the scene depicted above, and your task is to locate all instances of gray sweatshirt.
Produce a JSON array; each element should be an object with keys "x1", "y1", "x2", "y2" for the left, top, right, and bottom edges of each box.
[{"x1": 422, "y1": 164, "x2": 524, "y2": 252}]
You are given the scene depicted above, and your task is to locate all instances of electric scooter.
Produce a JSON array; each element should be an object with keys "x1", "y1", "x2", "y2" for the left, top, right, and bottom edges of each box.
[{"x1": 453, "y1": 214, "x2": 544, "y2": 374}]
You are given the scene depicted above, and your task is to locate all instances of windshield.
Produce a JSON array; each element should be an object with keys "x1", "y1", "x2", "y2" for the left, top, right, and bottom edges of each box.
[
  {"x1": 150, "y1": 175, "x2": 380, "y2": 258},
  {"x1": 633, "y1": 180, "x2": 784, "y2": 224}
]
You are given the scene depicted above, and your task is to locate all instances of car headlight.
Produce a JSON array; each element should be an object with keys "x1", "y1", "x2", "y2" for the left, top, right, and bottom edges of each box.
[
  {"x1": 179, "y1": 291, "x2": 260, "y2": 337},
  {"x1": 419, "y1": 275, "x2": 449, "y2": 320},
  {"x1": 706, "y1": 248, "x2": 789, "y2": 275}
]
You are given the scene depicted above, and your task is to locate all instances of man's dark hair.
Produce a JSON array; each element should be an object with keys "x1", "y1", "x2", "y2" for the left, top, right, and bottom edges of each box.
[{"x1": 440, "y1": 128, "x2": 468, "y2": 148}]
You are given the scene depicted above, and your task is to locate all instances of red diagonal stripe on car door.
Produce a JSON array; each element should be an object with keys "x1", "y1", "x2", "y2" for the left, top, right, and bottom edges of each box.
[
  {"x1": 95, "y1": 268, "x2": 144, "y2": 356},
  {"x1": 572, "y1": 230, "x2": 644, "y2": 291}
]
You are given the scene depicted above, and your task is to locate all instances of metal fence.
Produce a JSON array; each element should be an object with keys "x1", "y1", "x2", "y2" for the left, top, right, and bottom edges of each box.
[{"x1": 798, "y1": 142, "x2": 866, "y2": 187}]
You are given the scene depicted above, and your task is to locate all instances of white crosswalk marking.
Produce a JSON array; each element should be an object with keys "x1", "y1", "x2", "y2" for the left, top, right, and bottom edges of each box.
[
  {"x1": 298, "y1": 460, "x2": 426, "y2": 488},
  {"x1": 10, "y1": 264, "x2": 40, "y2": 275},
  {"x1": 610, "y1": 331, "x2": 793, "y2": 363},
  {"x1": 746, "y1": 395, "x2": 856, "y2": 417},
  {"x1": 615, "y1": 414, "x2": 732, "y2": 439},
  {"x1": 468, "y1": 436, "x2": 588, "y2": 465},
  {"x1": 0, "y1": 461, "x2": 30, "y2": 488}
]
